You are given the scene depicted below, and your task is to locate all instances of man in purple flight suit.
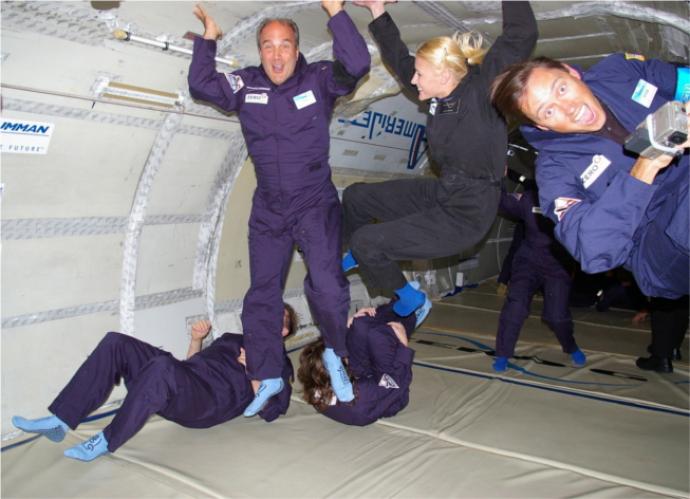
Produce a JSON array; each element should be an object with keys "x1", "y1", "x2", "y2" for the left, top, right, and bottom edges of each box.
[
  {"x1": 298, "y1": 303, "x2": 415, "y2": 426},
  {"x1": 12, "y1": 309, "x2": 295, "y2": 462},
  {"x1": 188, "y1": 1, "x2": 371, "y2": 414},
  {"x1": 493, "y1": 188, "x2": 585, "y2": 372}
]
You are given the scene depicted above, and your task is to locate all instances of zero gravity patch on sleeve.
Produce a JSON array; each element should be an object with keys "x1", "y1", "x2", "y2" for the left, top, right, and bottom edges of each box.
[
  {"x1": 553, "y1": 197, "x2": 582, "y2": 222},
  {"x1": 225, "y1": 73, "x2": 244, "y2": 94}
]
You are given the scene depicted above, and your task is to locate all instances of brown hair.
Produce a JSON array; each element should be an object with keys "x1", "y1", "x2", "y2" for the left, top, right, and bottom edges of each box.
[
  {"x1": 297, "y1": 338, "x2": 349, "y2": 412},
  {"x1": 490, "y1": 57, "x2": 570, "y2": 123}
]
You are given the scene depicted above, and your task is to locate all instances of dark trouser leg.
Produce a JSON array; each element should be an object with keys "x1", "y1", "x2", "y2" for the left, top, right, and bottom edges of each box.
[
  {"x1": 498, "y1": 222, "x2": 524, "y2": 285},
  {"x1": 103, "y1": 356, "x2": 219, "y2": 452},
  {"x1": 48, "y1": 332, "x2": 166, "y2": 429},
  {"x1": 650, "y1": 296, "x2": 690, "y2": 358},
  {"x1": 241, "y1": 215, "x2": 294, "y2": 381},
  {"x1": 634, "y1": 178, "x2": 689, "y2": 299},
  {"x1": 297, "y1": 196, "x2": 350, "y2": 357},
  {"x1": 342, "y1": 178, "x2": 439, "y2": 247},
  {"x1": 495, "y1": 263, "x2": 541, "y2": 358},
  {"x1": 542, "y1": 276, "x2": 577, "y2": 354}
]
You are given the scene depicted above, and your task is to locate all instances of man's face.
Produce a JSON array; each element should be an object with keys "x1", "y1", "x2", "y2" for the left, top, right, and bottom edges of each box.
[
  {"x1": 259, "y1": 21, "x2": 299, "y2": 86},
  {"x1": 411, "y1": 56, "x2": 445, "y2": 101},
  {"x1": 520, "y1": 66, "x2": 606, "y2": 134}
]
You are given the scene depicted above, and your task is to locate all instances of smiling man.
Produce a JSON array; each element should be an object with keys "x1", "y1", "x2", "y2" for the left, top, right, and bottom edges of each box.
[
  {"x1": 491, "y1": 55, "x2": 689, "y2": 371},
  {"x1": 188, "y1": 1, "x2": 370, "y2": 414}
]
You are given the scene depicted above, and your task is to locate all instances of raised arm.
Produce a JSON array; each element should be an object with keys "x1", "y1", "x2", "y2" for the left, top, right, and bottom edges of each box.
[
  {"x1": 322, "y1": 0, "x2": 372, "y2": 96},
  {"x1": 188, "y1": 4, "x2": 242, "y2": 112},
  {"x1": 479, "y1": 1, "x2": 538, "y2": 86},
  {"x1": 186, "y1": 319, "x2": 212, "y2": 359},
  {"x1": 357, "y1": 0, "x2": 418, "y2": 95}
]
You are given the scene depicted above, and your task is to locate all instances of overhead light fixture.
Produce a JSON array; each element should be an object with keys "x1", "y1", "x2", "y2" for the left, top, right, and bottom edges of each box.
[
  {"x1": 93, "y1": 77, "x2": 183, "y2": 108},
  {"x1": 112, "y1": 29, "x2": 238, "y2": 68}
]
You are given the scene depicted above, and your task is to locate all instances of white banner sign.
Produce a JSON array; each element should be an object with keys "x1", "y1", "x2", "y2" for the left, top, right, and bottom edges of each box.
[
  {"x1": 0, "y1": 118, "x2": 54, "y2": 154},
  {"x1": 330, "y1": 93, "x2": 429, "y2": 175}
]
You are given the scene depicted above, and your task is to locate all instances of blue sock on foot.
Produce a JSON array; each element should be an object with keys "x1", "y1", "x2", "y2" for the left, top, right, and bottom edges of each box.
[
  {"x1": 393, "y1": 282, "x2": 425, "y2": 317},
  {"x1": 408, "y1": 281, "x2": 432, "y2": 328},
  {"x1": 571, "y1": 349, "x2": 586, "y2": 367},
  {"x1": 64, "y1": 432, "x2": 109, "y2": 462},
  {"x1": 322, "y1": 348, "x2": 354, "y2": 402},
  {"x1": 12, "y1": 414, "x2": 69, "y2": 442},
  {"x1": 342, "y1": 250, "x2": 358, "y2": 272},
  {"x1": 243, "y1": 378, "x2": 284, "y2": 417},
  {"x1": 493, "y1": 356, "x2": 509, "y2": 372}
]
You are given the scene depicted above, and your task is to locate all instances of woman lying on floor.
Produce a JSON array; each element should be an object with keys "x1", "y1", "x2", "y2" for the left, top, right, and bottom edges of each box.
[
  {"x1": 12, "y1": 306, "x2": 296, "y2": 462},
  {"x1": 298, "y1": 302, "x2": 416, "y2": 426}
]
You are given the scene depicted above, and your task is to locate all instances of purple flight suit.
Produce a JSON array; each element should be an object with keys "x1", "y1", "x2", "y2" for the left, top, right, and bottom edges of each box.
[
  {"x1": 522, "y1": 54, "x2": 689, "y2": 299},
  {"x1": 188, "y1": 12, "x2": 371, "y2": 380},
  {"x1": 495, "y1": 190, "x2": 578, "y2": 358},
  {"x1": 322, "y1": 303, "x2": 415, "y2": 426},
  {"x1": 48, "y1": 332, "x2": 292, "y2": 452}
]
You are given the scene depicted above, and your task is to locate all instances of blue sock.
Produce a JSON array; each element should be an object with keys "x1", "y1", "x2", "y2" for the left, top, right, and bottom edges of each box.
[
  {"x1": 12, "y1": 414, "x2": 69, "y2": 442},
  {"x1": 243, "y1": 378, "x2": 284, "y2": 417},
  {"x1": 64, "y1": 432, "x2": 109, "y2": 462},
  {"x1": 322, "y1": 348, "x2": 354, "y2": 402},
  {"x1": 493, "y1": 356, "x2": 509, "y2": 372},
  {"x1": 342, "y1": 250, "x2": 358, "y2": 272},
  {"x1": 571, "y1": 349, "x2": 586, "y2": 367},
  {"x1": 393, "y1": 282, "x2": 425, "y2": 317}
]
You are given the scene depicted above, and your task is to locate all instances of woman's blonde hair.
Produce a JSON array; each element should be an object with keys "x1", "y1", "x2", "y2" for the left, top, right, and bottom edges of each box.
[{"x1": 416, "y1": 31, "x2": 486, "y2": 81}]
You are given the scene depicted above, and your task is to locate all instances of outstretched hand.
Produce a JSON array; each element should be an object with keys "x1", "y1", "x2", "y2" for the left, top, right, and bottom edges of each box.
[
  {"x1": 352, "y1": 0, "x2": 395, "y2": 19},
  {"x1": 191, "y1": 319, "x2": 212, "y2": 341},
  {"x1": 348, "y1": 306, "x2": 377, "y2": 327},
  {"x1": 194, "y1": 4, "x2": 222, "y2": 40},
  {"x1": 321, "y1": 0, "x2": 344, "y2": 17}
]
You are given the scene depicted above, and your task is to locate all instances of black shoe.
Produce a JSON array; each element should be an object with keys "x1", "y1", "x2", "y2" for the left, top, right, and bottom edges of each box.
[
  {"x1": 636, "y1": 356, "x2": 673, "y2": 373},
  {"x1": 673, "y1": 348, "x2": 682, "y2": 361}
]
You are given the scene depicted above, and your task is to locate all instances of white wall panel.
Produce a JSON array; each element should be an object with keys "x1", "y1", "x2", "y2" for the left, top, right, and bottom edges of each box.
[
  {"x1": 145, "y1": 132, "x2": 238, "y2": 215},
  {"x1": 135, "y1": 224, "x2": 199, "y2": 296},
  {"x1": 2, "y1": 235, "x2": 124, "y2": 317},
  {"x1": 1, "y1": 110, "x2": 156, "y2": 219}
]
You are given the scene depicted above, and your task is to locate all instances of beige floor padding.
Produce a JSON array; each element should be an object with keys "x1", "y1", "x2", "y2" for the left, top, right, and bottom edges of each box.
[{"x1": 3, "y1": 283, "x2": 688, "y2": 498}]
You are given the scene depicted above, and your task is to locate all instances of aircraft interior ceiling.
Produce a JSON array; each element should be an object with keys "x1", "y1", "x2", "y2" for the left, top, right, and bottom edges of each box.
[{"x1": 1, "y1": 1, "x2": 689, "y2": 497}]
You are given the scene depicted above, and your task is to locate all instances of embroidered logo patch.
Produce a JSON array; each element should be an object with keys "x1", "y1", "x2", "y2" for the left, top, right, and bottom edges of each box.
[
  {"x1": 631, "y1": 79, "x2": 657, "y2": 108},
  {"x1": 580, "y1": 154, "x2": 611, "y2": 189},
  {"x1": 378, "y1": 373, "x2": 400, "y2": 389},
  {"x1": 245, "y1": 93, "x2": 268, "y2": 105},
  {"x1": 439, "y1": 98, "x2": 460, "y2": 115},
  {"x1": 553, "y1": 197, "x2": 582, "y2": 222},
  {"x1": 225, "y1": 73, "x2": 244, "y2": 94}
]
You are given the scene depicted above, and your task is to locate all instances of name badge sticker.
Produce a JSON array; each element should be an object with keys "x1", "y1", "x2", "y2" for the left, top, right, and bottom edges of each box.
[
  {"x1": 631, "y1": 79, "x2": 657, "y2": 108},
  {"x1": 245, "y1": 93, "x2": 268, "y2": 105},
  {"x1": 293, "y1": 90, "x2": 316, "y2": 110},
  {"x1": 429, "y1": 99, "x2": 437, "y2": 116}
]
